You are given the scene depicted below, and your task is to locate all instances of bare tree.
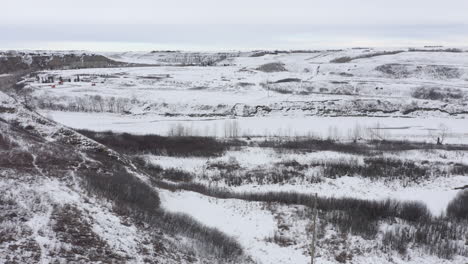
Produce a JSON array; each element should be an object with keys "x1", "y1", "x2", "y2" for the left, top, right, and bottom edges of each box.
[
  {"x1": 366, "y1": 122, "x2": 389, "y2": 141},
  {"x1": 348, "y1": 123, "x2": 362, "y2": 143},
  {"x1": 223, "y1": 120, "x2": 240, "y2": 138},
  {"x1": 429, "y1": 123, "x2": 450, "y2": 145}
]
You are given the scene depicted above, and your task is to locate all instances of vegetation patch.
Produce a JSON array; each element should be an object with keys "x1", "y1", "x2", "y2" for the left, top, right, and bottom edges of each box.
[
  {"x1": 446, "y1": 190, "x2": 468, "y2": 220},
  {"x1": 330, "y1": 50, "x2": 404, "y2": 63},
  {"x1": 258, "y1": 138, "x2": 468, "y2": 154},
  {"x1": 78, "y1": 151, "x2": 246, "y2": 262},
  {"x1": 79, "y1": 129, "x2": 245, "y2": 157},
  {"x1": 256, "y1": 62, "x2": 287, "y2": 72},
  {"x1": 411, "y1": 86, "x2": 464, "y2": 101},
  {"x1": 52, "y1": 204, "x2": 125, "y2": 262},
  {"x1": 154, "y1": 180, "x2": 468, "y2": 259}
]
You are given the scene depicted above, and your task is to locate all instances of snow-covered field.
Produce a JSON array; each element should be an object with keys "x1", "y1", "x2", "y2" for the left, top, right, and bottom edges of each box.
[
  {"x1": 26, "y1": 48, "x2": 468, "y2": 117},
  {"x1": 11, "y1": 48, "x2": 468, "y2": 263},
  {"x1": 160, "y1": 189, "x2": 467, "y2": 264},
  {"x1": 24, "y1": 48, "x2": 468, "y2": 145},
  {"x1": 146, "y1": 146, "x2": 468, "y2": 215}
]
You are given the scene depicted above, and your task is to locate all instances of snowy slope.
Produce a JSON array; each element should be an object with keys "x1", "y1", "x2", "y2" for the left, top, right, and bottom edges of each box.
[{"x1": 0, "y1": 91, "x2": 232, "y2": 263}]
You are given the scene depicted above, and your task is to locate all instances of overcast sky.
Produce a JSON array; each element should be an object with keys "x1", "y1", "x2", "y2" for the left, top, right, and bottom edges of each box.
[{"x1": 1, "y1": 0, "x2": 467, "y2": 51}]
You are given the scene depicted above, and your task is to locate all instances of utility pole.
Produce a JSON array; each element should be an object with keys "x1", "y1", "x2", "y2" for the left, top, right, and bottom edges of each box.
[{"x1": 310, "y1": 193, "x2": 318, "y2": 264}]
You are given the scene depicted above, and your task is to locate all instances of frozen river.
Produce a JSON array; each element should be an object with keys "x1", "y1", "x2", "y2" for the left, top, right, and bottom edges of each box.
[{"x1": 44, "y1": 110, "x2": 468, "y2": 144}]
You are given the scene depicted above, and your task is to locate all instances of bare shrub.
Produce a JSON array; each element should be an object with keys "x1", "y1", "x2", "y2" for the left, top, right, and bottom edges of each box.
[
  {"x1": 451, "y1": 163, "x2": 468, "y2": 175},
  {"x1": 154, "y1": 180, "x2": 431, "y2": 223},
  {"x1": 330, "y1": 56, "x2": 352, "y2": 63},
  {"x1": 274, "y1": 78, "x2": 302, "y2": 83},
  {"x1": 162, "y1": 168, "x2": 194, "y2": 182},
  {"x1": 360, "y1": 157, "x2": 428, "y2": 181},
  {"x1": 311, "y1": 156, "x2": 429, "y2": 182},
  {"x1": 265, "y1": 231, "x2": 295, "y2": 247},
  {"x1": 411, "y1": 86, "x2": 463, "y2": 101},
  {"x1": 331, "y1": 51, "x2": 404, "y2": 63},
  {"x1": 408, "y1": 48, "x2": 463, "y2": 53},
  {"x1": 382, "y1": 219, "x2": 468, "y2": 259},
  {"x1": 202, "y1": 158, "x2": 318, "y2": 186},
  {"x1": 258, "y1": 138, "x2": 371, "y2": 155},
  {"x1": 446, "y1": 190, "x2": 468, "y2": 220},
  {"x1": 132, "y1": 156, "x2": 164, "y2": 175},
  {"x1": 34, "y1": 94, "x2": 138, "y2": 113},
  {"x1": 52, "y1": 204, "x2": 124, "y2": 262},
  {"x1": 154, "y1": 180, "x2": 468, "y2": 258},
  {"x1": 80, "y1": 164, "x2": 161, "y2": 214},
  {"x1": 259, "y1": 138, "x2": 468, "y2": 154},
  {"x1": 79, "y1": 129, "x2": 245, "y2": 157},
  {"x1": 377, "y1": 64, "x2": 461, "y2": 79},
  {"x1": 256, "y1": 62, "x2": 287, "y2": 72},
  {"x1": 0, "y1": 133, "x2": 16, "y2": 150},
  {"x1": 153, "y1": 211, "x2": 245, "y2": 260},
  {"x1": 206, "y1": 157, "x2": 241, "y2": 172},
  {"x1": 269, "y1": 86, "x2": 294, "y2": 94},
  {"x1": 79, "y1": 153, "x2": 245, "y2": 261}
]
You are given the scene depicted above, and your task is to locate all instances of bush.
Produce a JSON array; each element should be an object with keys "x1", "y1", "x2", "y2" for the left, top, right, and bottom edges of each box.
[
  {"x1": 132, "y1": 156, "x2": 164, "y2": 175},
  {"x1": 265, "y1": 231, "x2": 295, "y2": 247},
  {"x1": 201, "y1": 158, "x2": 318, "y2": 186},
  {"x1": 269, "y1": 86, "x2": 294, "y2": 94},
  {"x1": 330, "y1": 51, "x2": 404, "y2": 63},
  {"x1": 79, "y1": 152, "x2": 245, "y2": 261},
  {"x1": 451, "y1": 163, "x2": 468, "y2": 175},
  {"x1": 255, "y1": 62, "x2": 287, "y2": 72},
  {"x1": 80, "y1": 164, "x2": 161, "y2": 214},
  {"x1": 154, "y1": 180, "x2": 468, "y2": 259},
  {"x1": 52, "y1": 204, "x2": 124, "y2": 262},
  {"x1": 258, "y1": 138, "x2": 468, "y2": 154},
  {"x1": 361, "y1": 157, "x2": 428, "y2": 181},
  {"x1": 153, "y1": 211, "x2": 244, "y2": 260},
  {"x1": 408, "y1": 48, "x2": 463, "y2": 53},
  {"x1": 79, "y1": 129, "x2": 245, "y2": 157},
  {"x1": 162, "y1": 168, "x2": 194, "y2": 182},
  {"x1": 153, "y1": 180, "x2": 431, "y2": 224},
  {"x1": 258, "y1": 138, "x2": 371, "y2": 155},
  {"x1": 382, "y1": 219, "x2": 468, "y2": 259},
  {"x1": 446, "y1": 191, "x2": 468, "y2": 219},
  {"x1": 0, "y1": 133, "x2": 15, "y2": 150},
  {"x1": 318, "y1": 157, "x2": 429, "y2": 181},
  {"x1": 411, "y1": 86, "x2": 463, "y2": 101},
  {"x1": 330, "y1": 56, "x2": 352, "y2": 63},
  {"x1": 274, "y1": 78, "x2": 302, "y2": 83}
]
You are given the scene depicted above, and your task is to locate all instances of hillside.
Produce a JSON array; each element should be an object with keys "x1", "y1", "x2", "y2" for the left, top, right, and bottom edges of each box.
[
  {"x1": 0, "y1": 91, "x2": 250, "y2": 263},
  {"x1": 0, "y1": 51, "x2": 144, "y2": 75},
  {"x1": 17, "y1": 48, "x2": 468, "y2": 143}
]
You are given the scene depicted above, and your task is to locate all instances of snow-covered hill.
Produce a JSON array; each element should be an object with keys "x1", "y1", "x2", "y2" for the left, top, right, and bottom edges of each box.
[
  {"x1": 24, "y1": 48, "x2": 468, "y2": 122},
  {"x1": 0, "y1": 91, "x2": 250, "y2": 263},
  {"x1": 2, "y1": 48, "x2": 468, "y2": 264}
]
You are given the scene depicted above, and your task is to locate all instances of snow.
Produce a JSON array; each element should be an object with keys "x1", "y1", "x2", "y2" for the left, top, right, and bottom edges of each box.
[
  {"x1": 145, "y1": 146, "x2": 468, "y2": 216},
  {"x1": 26, "y1": 49, "x2": 468, "y2": 146},
  {"x1": 229, "y1": 176, "x2": 466, "y2": 215},
  {"x1": 44, "y1": 110, "x2": 468, "y2": 143},
  {"x1": 160, "y1": 188, "x2": 468, "y2": 264},
  {"x1": 25, "y1": 49, "x2": 468, "y2": 114},
  {"x1": 6, "y1": 49, "x2": 468, "y2": 263},
  {"x1": 160, "y1": 189, "x2": 310, "y2": 264}
]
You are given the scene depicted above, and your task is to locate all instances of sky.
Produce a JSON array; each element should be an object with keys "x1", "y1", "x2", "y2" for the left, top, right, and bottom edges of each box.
[{"x1": 1, "y1": 0, "x2": 467, "y2": 51}]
